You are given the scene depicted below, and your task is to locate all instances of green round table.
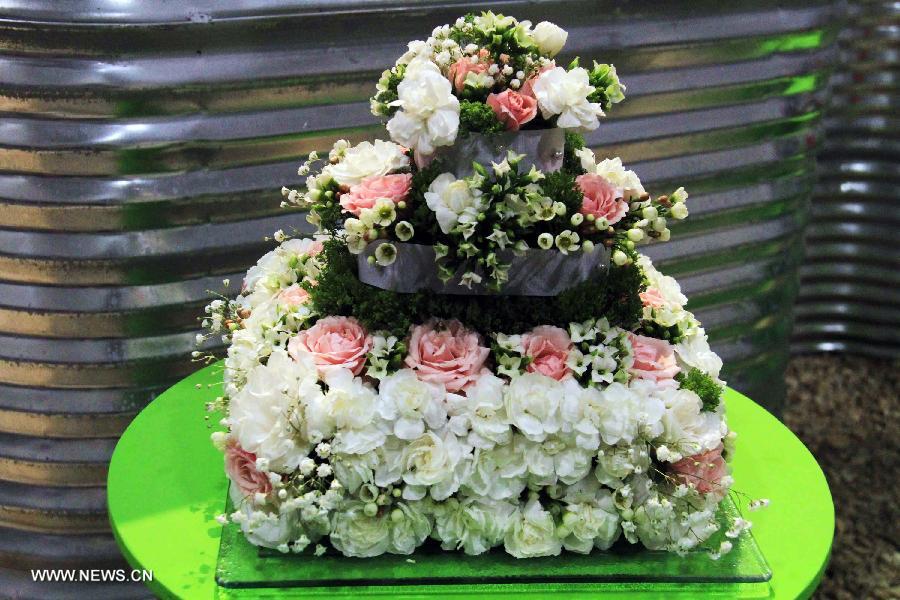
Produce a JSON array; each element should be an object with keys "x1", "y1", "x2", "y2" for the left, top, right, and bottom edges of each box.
[{"x1": 108, "y1": 364, "x2": 833, "y2": 599}]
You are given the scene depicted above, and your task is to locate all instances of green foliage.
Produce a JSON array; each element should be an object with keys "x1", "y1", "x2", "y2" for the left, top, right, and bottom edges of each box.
[
  {"x1": 676, "y1": 368, "x2": 724, "y2": 412},
  {"x1": 310, "y1": 242, "x2": 646, "y2": 339},
  {"x1": 587, "y1": 62, "x2": 625, "y2": 111},
  {"x1": 542, "y1": 170, "x2": 583, "y2": 222},
  {"x1": 638, "y1": 320, "x2": 685, "y2": 344},
  {"x1": 459, "y1": 100, "x2": 506, "y2": 135},
  {"x1": 564, "y1": 132, "x2": 587, "y2": 174}
]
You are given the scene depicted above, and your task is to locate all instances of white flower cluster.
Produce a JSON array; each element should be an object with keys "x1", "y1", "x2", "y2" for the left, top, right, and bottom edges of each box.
[
  {"x1": 370, "y1": 13, "x2": 624, "y2": 155},
  {"x1": 211, "y1": 244, "x2": 738, "y2": 558},
  {"x1": 219, "y1": 238, "x2": 323, "y2": 397}
]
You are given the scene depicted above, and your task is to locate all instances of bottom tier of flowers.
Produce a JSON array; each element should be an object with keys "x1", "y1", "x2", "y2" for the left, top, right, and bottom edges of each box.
[{"x1": 214, "y1": 314, "x2": 741, "y2": 559}]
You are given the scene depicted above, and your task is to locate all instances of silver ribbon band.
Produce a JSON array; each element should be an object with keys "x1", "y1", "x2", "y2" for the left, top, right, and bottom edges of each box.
[
  {"x1": 357, "y1": 242, "x2": 609, "y2": 296},
  {"x1": 434, "y1": 128, "x2": 566, "y2": 178}
]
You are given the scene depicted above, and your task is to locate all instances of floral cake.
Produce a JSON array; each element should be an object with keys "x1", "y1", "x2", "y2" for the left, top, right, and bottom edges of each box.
[{"x1": 201, "y1": 12, "x2": 759, "y2": 560}]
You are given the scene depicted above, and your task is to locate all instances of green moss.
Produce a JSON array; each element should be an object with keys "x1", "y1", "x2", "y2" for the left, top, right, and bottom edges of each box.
[
  {"x1": 676, "y1": 368, "x2": 724, "y2": 412},
  {"x1": 564, "y1": 132, "x2": 587, "y2": 174},
  {"x1": 459, "y1": 100, "x2": 506, "y2": 135},
  {"x1": 309, "y1": 241, "x2": 645, "y2": 338}
]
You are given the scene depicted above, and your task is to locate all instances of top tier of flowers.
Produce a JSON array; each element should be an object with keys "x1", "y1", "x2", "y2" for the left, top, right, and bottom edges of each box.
[
  {"x1": 281, "y1": 13, "x2": 688, "y2": 293},
  {"x1": 370, "y1": 12, "x2": 625, "y2": 159}
]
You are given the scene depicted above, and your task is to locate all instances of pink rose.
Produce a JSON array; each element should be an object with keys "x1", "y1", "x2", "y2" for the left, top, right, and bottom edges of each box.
[
  {"x1": 448, "y1": 57, "x2": 491, "y2": 93},
  {"x1": 627, "y1": 332, "x2": 680, "y2": 385},
  {"x1": 639, "y1": 287, "x2": 666, "y2": 309},
  {"x1": 486, "y1": 90, "x2": 538, "y2": 131},
  {"x1": 288, "y1": 316, "x2": 373, "y2": 377},
  {"x1": 576, "y1": 173, "x2": 628, "y2": 225},
  {"x1": 225, "y1": 441, "x2": 272, "y2": 498},
  {"x1": 405, "y1": 320, "x2": 490, "y2": 392},
  {"x1": 671, "y1": 444, "x2": 728, "y2": 495},
  {"x1": 339, "y1": 173, "x2": 412, "y2": 216},
  {"x1": 278, "y1": 284, "x2": 310, "y2": 307},
  {"x1": 521, "y1": 325, "x2": 572, "y2": 381}
]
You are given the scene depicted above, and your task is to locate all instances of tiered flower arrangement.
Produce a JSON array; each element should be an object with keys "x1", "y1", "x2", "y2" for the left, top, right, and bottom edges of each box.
[{"x1": 202, "y1": 12, "x2": 764, "y2": 560}]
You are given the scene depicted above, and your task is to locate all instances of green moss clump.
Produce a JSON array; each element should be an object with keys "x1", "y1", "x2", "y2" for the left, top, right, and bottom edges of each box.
[
  {"x1": 676, "y1": 367, "x2": 724, "y2": 412},
  {"x1": 564, "y1": 132, "x2": 586, "y2": 174},
  {"x1": 309, "y1": 241, "x2": 645, "y2": 338},
  {"x1": 459, "y1": 100, "x2": 506, "y2": 135}
]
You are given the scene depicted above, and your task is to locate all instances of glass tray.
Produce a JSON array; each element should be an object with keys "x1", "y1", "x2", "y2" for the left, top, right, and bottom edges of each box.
[{"x1": 216, "y1": 492, "x2": 772, "y2": 598}]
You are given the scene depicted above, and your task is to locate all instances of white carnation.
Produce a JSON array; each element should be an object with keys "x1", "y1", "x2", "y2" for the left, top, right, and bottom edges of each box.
[
  {"x1": 675, "y1": 328, "x2": 724, "y2": 380},
  {"x1": 307, "y1": 369, "x2": 385, "y2": 454},
  {"x1": 387, "y1": 501, "x2": 432, "y2": 554},
  {"x1": 377, "y1": 369, "x2": 447, "y2": 440},
  {"x1": 560, "y1": 480, "x2": 621, "y2": 552},
  {"x1": 657, "y1": 386, "x2": 727, "y2": 455},
  {"x1": 576, "y1": 149, "x2": 646, "y2": 200},
  {"x1": 504, "y1": 372, "x2": 561, "y2": 442},
  {"x1": 231, "y1": 494, "x2": 298, "y2": 550},
  {"x1": 464, "y1": 372, "x2": 512, "y2": 448},
  {"x1": 524, "y1": 433, "x2": 595, "y2": 487},
  {"x1": 460, "y1": 440, "x2": 528, "y2": 501},
  {"x1": 531, "y1": 67, "x2": 604, "y2": 131},
  {"x1": 432, "y1": 496, "x2": 517, "y2": 555},
  {"x1": 504, "y1": 498, "x2": 562, "y2": 558},
  {"x1": 387, "y1": 59, "x2": 460, "y2": 154},
  {"x1": 532, "y1": 21, "x2": 568, "y2": 57},
  {"x1": 329, "y1": 501, "x2": 391, "y2": 557},
  {"x1": 582, "y1": 382, "x2": 664, "y2": 447},
  {"x1": 227, "y1": 348, "x2": 319, "y2": 471},
  {"x1": 327, "y1": 139, "x2": 409, "y2": 187},
  {"x1": 424, "y1": 173, "x2": 486, "y2": 236},
  {"x1": 401, "y1": 430, "x2": 470, "y2": 501}
]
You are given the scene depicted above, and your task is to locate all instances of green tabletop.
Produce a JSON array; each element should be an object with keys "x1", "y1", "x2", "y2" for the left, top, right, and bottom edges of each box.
[{"x1": 108, "y1": 364, "x2": 833, "y2": 599}]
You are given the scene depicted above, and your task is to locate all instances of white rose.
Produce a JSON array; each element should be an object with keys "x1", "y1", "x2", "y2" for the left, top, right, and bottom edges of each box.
[
  {"x1": 465, "y1": 372, "x2": 512, "y2": 448},
  {"x1": 504, "y1": 372, "x2": 561, "y2": 441},
  {"x1": 401, "y1": 430, "x2": 470, "y2": 500},
  {"x1": 387, "y1": 59, "x2": 460, "y2": 154},
  {"x1": 531, "y1": 67, "x2": 604, "y2": 131},
  {"x1": 432, "y1": 496, "x2": 517, "y2": 555},
  {"x1": 532, "y1": 21, "x2": 568, "y2": 57},
  {"x1": 424, "y1": 173, "x2": 486, "y2": 235},
  {"x1": 461, "y1": 439, "x2": 528, "y2": 500},
  {"x1": 377, "y1": 369, "x2": 447, "y2": 440},
  {"x1": 330, "y1": 500, "x2": 390, "y2": 557},
  {"x1": 387, "y1": 501, "x2": 433, "y2": 555},
  {"x1": 327, "y1": 140, "x2": 409, "y2": 187},
  {"x1": 504, "y1": 498, "x2": 562, "y2": 558},
  {"x1": 228, "y1": 348, "x2": 319, "y2": 471},
  {"x1": 675, "y1": 328, "x2": 723, "y2": 380}
]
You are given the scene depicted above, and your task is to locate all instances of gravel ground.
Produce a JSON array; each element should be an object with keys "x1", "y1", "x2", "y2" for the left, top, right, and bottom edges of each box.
[{"x1": 783, "y1": 354, "x2": 899, "y2": 599}]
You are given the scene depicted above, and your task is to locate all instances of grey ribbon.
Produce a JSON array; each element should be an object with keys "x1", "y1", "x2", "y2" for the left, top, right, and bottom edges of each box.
[
  {"x1": 358, "y1": 242, "x2": 609, "y2": 296},
  {"x1": 434, "y1": 128, "x2": 566, "y2": 178}
]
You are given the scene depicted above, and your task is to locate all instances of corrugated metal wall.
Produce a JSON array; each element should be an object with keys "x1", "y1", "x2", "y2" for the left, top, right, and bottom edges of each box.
[
  {"x1": 0, "y1": 1, "x2": 841, "y2": 595},
  {"x1": 794, "y1": 0, "x2": 900, "y2": 357}
]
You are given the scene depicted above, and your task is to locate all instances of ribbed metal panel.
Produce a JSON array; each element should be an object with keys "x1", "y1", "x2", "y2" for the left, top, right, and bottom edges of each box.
[
  {"x1": 794, "y1": 0, "x2": 900, "y2": 358},
  {"x1": 0, "y1": 0, "x2": 840, "y2": 594}
]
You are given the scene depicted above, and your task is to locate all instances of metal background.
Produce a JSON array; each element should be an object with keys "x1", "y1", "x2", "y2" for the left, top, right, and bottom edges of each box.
[
  {"x1": 793, "y1": 0, "x2": 900, "y2": 358},
  {"x1": 0, "y1": 0, "x2": 844, "y2": 595}
]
